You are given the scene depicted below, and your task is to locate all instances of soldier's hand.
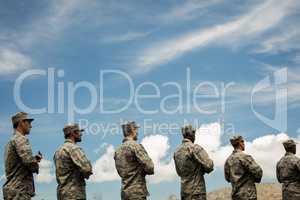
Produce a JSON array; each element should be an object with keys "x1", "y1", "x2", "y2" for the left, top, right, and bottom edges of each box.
[{"x1": 84, "y1": 171, "x2": 93, "y2": 179}]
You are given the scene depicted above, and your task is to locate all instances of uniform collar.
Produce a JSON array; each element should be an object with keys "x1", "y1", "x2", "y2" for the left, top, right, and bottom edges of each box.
[
  {"x1": 285, "y1": 152, "x2": 295, "y2": 156},
  {"x1": 14, "y1": 130, "x2": 26, "y2": 137},
  {"x1": 123, "y1": 137, "x2": 135, "y2": 143},
  {"x1": 65, "y1": 139, "x2": 75, "y2": 144},
  {"x1": 182, "y1": 138, "x2": 193, "y2": 143},
  {"x1": 233, "y1": 149, "x2": 243, "y2": 153}
]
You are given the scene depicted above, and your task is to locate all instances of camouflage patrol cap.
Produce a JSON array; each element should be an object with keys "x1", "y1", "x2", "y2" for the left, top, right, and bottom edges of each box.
[
  {"x1": 11, "y1": 112, "x2": 34, "y2": 125},
  {"x1": 63, "y1": 123, "x2": 84, "y2": 135},
  {"x1": 122, "y1": 121, "x2": 139, "y2": 135},
  {"x1": 282, "y1": 139, "x2": 297, "y2": 149},
  {"x1": 230, "y1": 135, "x2": 244, "y2": 146},
  {"x1": 181, "y1": 125, "x2": 196, "y2": 137}
]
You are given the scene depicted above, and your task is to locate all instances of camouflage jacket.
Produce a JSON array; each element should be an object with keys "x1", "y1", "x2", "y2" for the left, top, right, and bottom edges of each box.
[
  {"x1": 224, "y1": 149, "x2": 263, "y2": 200},
  {"x1": 173, "y1": 138, "x2": 214, "y2": 198},
  {"x1": 276, "y1": 152, "x2": 300, "y2": 200},
  {"x1": 54, "y1": 139, "x2": 93, "y2": 200},
  {"x1": 2, "y1": 131, "x2": 39, "y2": 197},
  {"x1": 114, "y1": 138, "x2": 154, "y2": 199}
]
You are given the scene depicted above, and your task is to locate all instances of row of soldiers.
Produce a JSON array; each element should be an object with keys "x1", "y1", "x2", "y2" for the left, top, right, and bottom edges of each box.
[{"x1": 2, "y1": 112, "x2": 300, "y2": 200}]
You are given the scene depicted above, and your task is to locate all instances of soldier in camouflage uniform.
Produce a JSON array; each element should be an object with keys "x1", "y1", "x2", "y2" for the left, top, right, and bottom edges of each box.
[
  {"x1": 114, "y1": 121, "x2": 154, "y2": 200},
  {"x1": 224, "y1": 135, "x2": 263, "y2": 200},
  {"x1": 2, "y1": 112, "x2": 42, "y2": 200},
  {"x1": 173, "y1": 125, "x2": 214, "y2": 200},
  {"x1": 276, "y1": 139, "x2": 300, "y2": 200},
  {"x1": 54, "y1": 123, "x2": 93, "y2": 200}
]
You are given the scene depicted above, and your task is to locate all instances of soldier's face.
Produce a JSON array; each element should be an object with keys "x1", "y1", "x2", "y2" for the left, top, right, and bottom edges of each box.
[
  {"x1": 73, "y1": 130, "x2": 82, "y2": 143},
  {"x1": 240, "y1": 140, "x2": 245, "y2": 151},
  {"x1": 132, "y1": 128, "x2": 138, "y2": 141},
  {"x1": 20, "y1": 120, "x2": 32, "y2": 135},
  {"x1": 291, "y1": 145, "x2": 296, "y2": 154}
]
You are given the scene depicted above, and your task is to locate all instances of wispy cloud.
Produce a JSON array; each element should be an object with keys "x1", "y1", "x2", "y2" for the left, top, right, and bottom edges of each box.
[
  {"x1": 19, "y1": 0, "x2": 82, "y2": 47},
  {"x1": 254, "y1": 27, "x2": 300, "y2": 54},
  {"x1": 100, "y1": 31, "x2": 151, "y2": 44},
  {"x1": 0, "y1": 0, "x2": 83, "y2": 76},
  {"x1": 133, "y1": 0, "x2": 298, "y2": 74},
  {"x1": 160, "y1": 0, "x2": 222, "y2": 23}
]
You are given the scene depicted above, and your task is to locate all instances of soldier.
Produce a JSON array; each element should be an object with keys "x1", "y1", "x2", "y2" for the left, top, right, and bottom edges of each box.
[
  {"x1": 224, "y1": 135, "x2": 263, "y2": 200},
  {"x1": 2, "y1": 112, "x2": 42, "y2": 200},
  {"x1": 114, "y1": 121, "x2": 154, "y2": 200},
  {"x1": 174, "y1": 125, "x2": 214, "y2": 200},
  {"x1": 54, "y1": 123, "x2": 93, "y2": 200},
  {"x1": 276, "y1": 139, "x2": 300, "y2": 200}
]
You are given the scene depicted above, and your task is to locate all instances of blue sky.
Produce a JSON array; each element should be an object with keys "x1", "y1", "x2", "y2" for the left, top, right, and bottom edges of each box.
[{"x1": 1, "y1": 0, "x2": 300, "y2": 199}]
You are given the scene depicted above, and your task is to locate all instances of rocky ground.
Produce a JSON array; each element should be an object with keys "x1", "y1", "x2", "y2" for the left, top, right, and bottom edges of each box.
[{"x1": 207, "y1": 183, "x2": 282, "y2": 200}]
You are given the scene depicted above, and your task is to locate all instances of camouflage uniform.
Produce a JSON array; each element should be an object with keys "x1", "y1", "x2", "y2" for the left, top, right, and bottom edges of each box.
[
  {"x1": 2, "y1": 130, "x2": 39, "y2": 200},
  {"x1": 224, "y1": 149, "x2": 263, "y2": 200},
  {"x1": 114, "y1": 137, "x2": 154, "y2": 200},
  {"x1": 276, "y1": 139, "x2": 300, "y2": 200},
  {"x1": 54, "y1": 138, "x2": 93, "y2": 200},
  {"x1": 174, "y1": 138, "x2": 214, "y2": 200}
]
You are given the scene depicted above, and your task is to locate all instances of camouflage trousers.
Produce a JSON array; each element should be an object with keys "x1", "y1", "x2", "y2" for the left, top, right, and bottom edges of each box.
[
  {"x1": 182, "y1": 194, "x2": 206, "y2": 200},
  {"x1": 121, "y1": 193, "x2": 146, "y2": 200},
  {"x1": 121, "y1": 190, "x2": 147, "y2": 200},
  {"x1": 3, "y1": 188, "x2": 32, "y2": 200},
  {"x1": 282, "y1": 183, "x2": 300, "y2": 200}
]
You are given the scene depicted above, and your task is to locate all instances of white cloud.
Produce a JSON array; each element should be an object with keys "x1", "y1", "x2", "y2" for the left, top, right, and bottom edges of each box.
[
  {"x1": 142, "y1": 135, "x2": 176, "y2": 183},
  {"x1": 36, "y1": 159, "x2": 55, "y2": 183},
  {"x1": 134, "y1": 0, "x2": 298, "y2": 74},
  {"x1": 0, "y1": 48, "x2": 32, "y2": 75},
  {"x1": 246, "y1": 133, "x2": 289, "y2": 177},
  {"x1": 90, "y1": 135, "x2": 176, "y2": 183},
  {"x1": 0, "y1": 174, "x2": 5, "y2": 182},
  {"x1": 90, "y1": 121, "x2": 300, "y2": 183},
  {"x1": 195, "y1": 122, "x2": 222, "y2": 152},
  {"x1": 90, "y1": 145, "x2": 120, "y2": 182},
  {"x1": 195, "y1": 122, "x2": 296, "y2": 179}
]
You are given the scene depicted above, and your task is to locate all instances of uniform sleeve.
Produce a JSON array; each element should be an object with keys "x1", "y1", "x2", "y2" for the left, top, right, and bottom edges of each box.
[
  {"x1": 276, "y1": 161, "x2": 282, "y2": 183},
  {"x1": 192, "y1": 145, "x2": 214, "y2": 174},
  {"x1": 295, "y1": 157, "x2": 300, "y2": 172},
  {"x1": 243, "y1": 154, "x2": 263, "y2": 183},
  {"x1": 224, "y1": 159, "x2": 231, "y2": 182},
  {"x1": 134, "y1": 144, "x2": 154, "y2": 175},
  {"x1": 70, "y1": 147, "x2": 93, "y2": 179},
  {"x1": 13, "y1": 137, "x2": 39, "y2": 173}
]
